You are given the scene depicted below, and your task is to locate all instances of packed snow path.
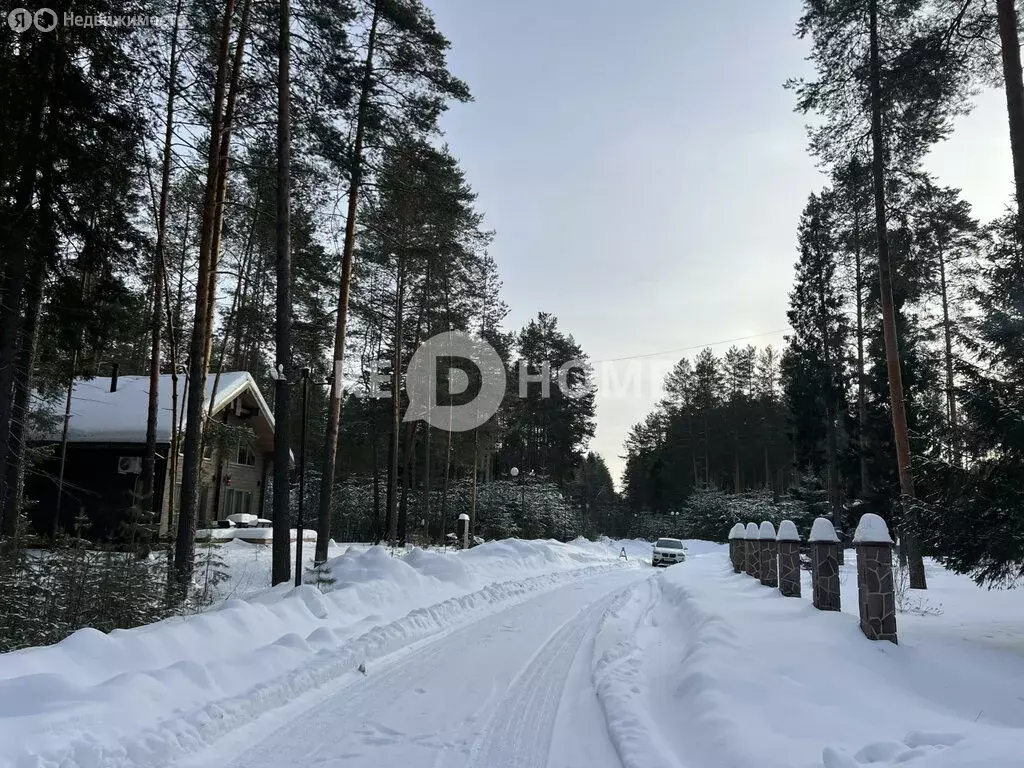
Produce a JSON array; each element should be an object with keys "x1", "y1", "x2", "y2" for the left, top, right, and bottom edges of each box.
[{"x1": 180, "y1": 568, "x2": 648, "y2": 768}]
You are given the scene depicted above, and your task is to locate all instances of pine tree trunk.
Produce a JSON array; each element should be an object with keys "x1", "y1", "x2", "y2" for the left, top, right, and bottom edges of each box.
[
  {"x1": 997, "y1": 0, "x2": 1024, "y2": 240},
  {"x1": 688, "y1": 409, "x2": 698, "y2": 489},
  {"x1": 6, "y1": 247, "x2": 47, "y2": 525},
  {"x1": 372, "y1": 431, "x2": 381, "y2": 543},
  {"x1": 203, "y1": 0, "x2": 253, "y2": 376},
  {"x1": 817, "y1": 273, "x2": 841, "y2": 526},
  {"x1": 383, "y1": 433, "x2": 395, "y2": 543},
  {"x1": 470, "y1": 429, "x2": 479, "y2": 540},
  {"x1": 0, "y1": 36, "x2": 53, "y2": 536},
  {"x1": 764, "y1": 446, "x2": 771, "y2": 493},
  {"x1": 386, "y1": 265, "x2": 405, "y2": 544},
  {"x1": 271, "y1": 0, "x2": 294, "y2": 586},
  {"x1": 703, "y1": 412, "x2": 710, "y2": 487},
  {"x1": 854, "y1": 205, "x2": 870, "y2": 498},
  {"x1": 143, "y1": 0, "x2": 183, "y2": 520},
  {"x1": 174, "y1": 0, "x2": 236, "y2": 595},
  {"x1": 424, "y1": 423, "x2": 432, "y2": 540},
  {"x1": 316, "y1": 1, "x2": 381, "y2": 564},
  {"x1": 163, "y1": 208, "x2": 189, "y2": 542},
  {"x1": 937, "y1": 246, "x2": 960, "y2": 465},
  {"x1": 208, "y1": 189, "x2": 259, "y2": 418},
  {"x1": 4, "y1": 53, "x2": 61, "y2": 523},
  {"x1": 398, "y1": 422, "x2": 416, "y2": 545},
  {"x1": 396, "y1": 286, "x2": 427, "y2": 546},
  {"x1": 869, "y1": 0, "x2": 926, "y2": 589}
]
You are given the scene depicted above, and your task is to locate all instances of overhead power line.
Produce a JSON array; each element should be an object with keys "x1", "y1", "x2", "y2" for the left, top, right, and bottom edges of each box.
[{"x1": 596, "y1": 328, "x2": 791, "y2": 364}]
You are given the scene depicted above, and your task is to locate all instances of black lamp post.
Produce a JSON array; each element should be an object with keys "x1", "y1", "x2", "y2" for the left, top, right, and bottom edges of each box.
[
  {"x1": 273, "y1": 366, "x2": 331, "y2": 588},
  {"x1": 510, "y1": 466, "x2": 523, "y2": 521}
]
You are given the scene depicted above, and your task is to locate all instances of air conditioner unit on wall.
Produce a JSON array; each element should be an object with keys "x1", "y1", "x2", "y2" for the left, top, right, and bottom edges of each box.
[{"x1": 117, "y1": 456, "x2": 143, "y2": 474}]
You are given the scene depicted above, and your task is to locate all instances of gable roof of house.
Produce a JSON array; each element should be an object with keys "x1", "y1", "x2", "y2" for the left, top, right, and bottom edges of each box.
[{"x1": 32, "y1": 372, "x2": 274, "y2": 444}]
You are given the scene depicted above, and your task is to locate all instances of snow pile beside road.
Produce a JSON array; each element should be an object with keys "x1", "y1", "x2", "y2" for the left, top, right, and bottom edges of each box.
[
  {"x1": 0, "y1": 537, "x2": 635, "y2": 768},
  {"x1": 596, "y1": 550, "x2": 1024, "y2": 768}
]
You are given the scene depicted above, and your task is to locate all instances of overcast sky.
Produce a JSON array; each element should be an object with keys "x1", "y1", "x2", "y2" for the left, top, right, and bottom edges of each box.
[{"x1": 429, "y1": 0, "x2": 1013, "y2": 485}]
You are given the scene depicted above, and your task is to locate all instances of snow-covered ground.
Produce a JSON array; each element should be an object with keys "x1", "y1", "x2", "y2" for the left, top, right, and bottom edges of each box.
[
  {"x1": 0, "y1": 537, "x2": 640, "y2": 768},
  {"x1": 1, "y1": 539, "x2": 1022, "y2": 768},
  {"x1": 596, "y1": 548, "x2": 1024, "y2": 768}
]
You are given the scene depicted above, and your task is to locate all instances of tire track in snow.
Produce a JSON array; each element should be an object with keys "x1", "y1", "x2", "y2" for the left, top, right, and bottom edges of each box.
[
  {"x1": 592, "y1": 574, "x2": 686, "y2": 768},
  {"x1": 462, "y1": 599, "x2": 597, "y2": 768},
  {"x1": 183, "y1": 569, "x2": 646, "y2": 768}
]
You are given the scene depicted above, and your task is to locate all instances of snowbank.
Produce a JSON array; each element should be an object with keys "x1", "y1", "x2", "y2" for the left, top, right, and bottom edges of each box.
[
  {"x1": 0, "y1": 538, "x2": 636, "y2": 768},
  {"x1": 595, "y1": 548, "x2": 1024, "y2": 768}
]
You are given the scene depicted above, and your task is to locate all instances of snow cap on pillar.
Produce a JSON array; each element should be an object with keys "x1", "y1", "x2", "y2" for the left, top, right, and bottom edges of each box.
[
  {"x1": 809, "y1": 517, "x2": 839, "y2": 543},
  {"x1": 744, "y1": 522, "x2": 759, "y2": 539},
  {"x1": 853, "y1": 513, "x2": 893, "y2": 544},
  {"x1": 776, "y1": 520, "x2": 801, "y2": 542},
  {"x1": 758, "y1": 521, "x2": 776, "y2": 540},
  {"x1": 728, "y1": 523, "x2": 745, "y2": 540},
  {"x1": 457, "y1": 513, "x2": 470, "y2": 521}
]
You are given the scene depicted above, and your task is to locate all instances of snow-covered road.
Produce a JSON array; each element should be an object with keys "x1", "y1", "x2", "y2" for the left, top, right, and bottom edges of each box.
[
  {"x1": 181, "y1": 568, "x2": 649, "y2": 768},
  {"x1": 5, "y1": 539, "x2": 1022, "y2": 768}
]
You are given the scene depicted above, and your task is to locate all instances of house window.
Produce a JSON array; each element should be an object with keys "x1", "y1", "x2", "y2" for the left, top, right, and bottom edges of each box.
[
  {"x1": 224, "y1": 488, "x2": 252, "y2": 518},
  {"x1": 235, "y1": 440, "x2": 256, "y2": 466}
]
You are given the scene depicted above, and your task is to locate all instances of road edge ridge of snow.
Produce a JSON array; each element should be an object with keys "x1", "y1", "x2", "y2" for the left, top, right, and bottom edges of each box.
[
  {"x1": 13, "y1": 561, "x2": 632, "y2": 768},
  {"x1": 655, "y1": 574, "x2": 746, "y2": 765},
  {"x1": 591, "y1": 575, "x2": 684, "y2": 768}
]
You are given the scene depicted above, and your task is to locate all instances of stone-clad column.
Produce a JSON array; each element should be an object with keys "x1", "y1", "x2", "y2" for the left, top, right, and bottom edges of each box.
[
  {"x1": 744, "y1": 522, "x2": 759, "y2": 578},
  {"x1": 758, "y1": 521, "x2": 778, "y2": 587},
  {"x1": 457, "y1": 513, "x2": 470, "y2": 550},
  {"x1": 728, "y1": 523, "x2": 745, "y2": 573},
  {"x1": 776, "y1": 519, "x2": 802, "y2": 597},
  {"x1": 809, "y1": 517, "x2": 841, "y2": 611},
  {"x1": 854, "y1": 513, "x2": 898, "y2": 644}
]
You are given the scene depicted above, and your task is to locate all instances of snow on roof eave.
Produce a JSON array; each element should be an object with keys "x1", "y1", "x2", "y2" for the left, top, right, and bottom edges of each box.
[
  {"x1": 210, "y1": 373, "x2": 294, "y2": 464},
  {"x1": 212, "y1": 372, "x2": 276, "y2": 433}
]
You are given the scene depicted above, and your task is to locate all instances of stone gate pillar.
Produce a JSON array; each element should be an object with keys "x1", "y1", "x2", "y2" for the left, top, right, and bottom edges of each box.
[
  {"x1": 758, "y1": 521, "x2": 778, "y2": 587},
  {"x1": 456, "y1": 513, "x2": 470, "y2": 550},
  {"x1": 776, "y1": 519, "x2": 802, "y2": 598},
  {"x1": 854, "y1": 513, "x2": 898, "y2": 644},
  {"x1": 809, "y1": 517, "x2": 841, "y2": 611},
  {"x1": 728, "y1": 523, "x2": 745, "y2": 573},
  {"x1": 744, "y1": 522, "x2": 759, "y2": 578}
]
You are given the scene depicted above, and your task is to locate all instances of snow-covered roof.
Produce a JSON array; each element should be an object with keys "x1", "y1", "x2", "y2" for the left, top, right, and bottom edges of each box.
[
  {"x1": 31, "y1": 372, "x2": 273, "y2": 444},
  {"x1": 728, "y1": 523, "x2": 746, "y2": 540},
  {"x1": 853, "y1": 513, "x2": 893, "y2": 544},
  {"x1": 809, "y1": 517, "x2": 839, "y2": 543},
  {"x1": 758, "y1": 521, "x2": 776, "y2": 540},
  {"x1": 776, "y1": 520, "x2": 801, "y2": 542},
  {"x1": 743, "y1": 522, "x2": 759, "y2": 539}
]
